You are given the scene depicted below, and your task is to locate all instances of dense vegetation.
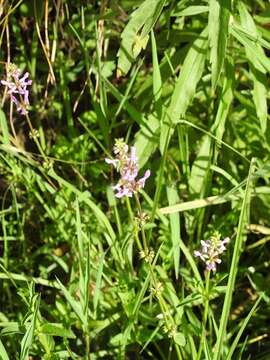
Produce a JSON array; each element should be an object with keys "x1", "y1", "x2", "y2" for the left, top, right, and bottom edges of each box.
[{"x1": 1, "y1": 0, "x2": 270, "y2": 359}]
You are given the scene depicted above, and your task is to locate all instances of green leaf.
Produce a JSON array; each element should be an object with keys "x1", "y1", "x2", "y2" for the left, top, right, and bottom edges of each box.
[
  {"x1": 166, "y1": 185, "x2": 180, "y2": 279},
  {"x1": 160, "y1": 27, "x2": 207, "y2": 153},
  {"x1": 213, "y1": 158, "x2": 256, "y2": 360},
  {"x1": 0, "y1": 109, "x2": 10, "y2": 145},
  {"x1": 20, "y1": 294, "x2": 40, "y2": 360},
  {"x1": 212, "y1": 59, "x2": 234, "y2": 143},
  {"x1": 189, "y1": 135, "x2": 212, "y2": 195},
  {"x1": 174, "y1": 5, "x2": 209, "y2": 17},
  {"x1": 209, "y1": 0, "x2": 231, "y2": 87},
  {"x1": 189, "y1": 59, "x2": 234, "y2": 195},
  {"x1": 39, "y1": 323, "x2": 75, "y2": 339},
  {"x1": 0, "y1": 338, "x2": 9, "y2": 360},
  {"x1": 93, "y1": 252, "x2": 105, "y2": 316},
  {"x1": 173, "y1": 332, "x2": 186, "y2": 347},
  {"x1": 238, "y1": 2, "x2": 268, "y2": 133},
  {"x1": 117, "y1": 0, "x2": 166, "y2": 76},
  {"x1": 226, "y1": 295, "x2": 262, "y2": 359},
  {"x1": 151, "y1": 30, "x2": 162, "y2": 104},
  {"x1": 160, "y1": 190, "x2": 240, "y2": 214},
  {"x1": 231, "y1": 24, "x2": 270, "y2": 73},
  {"x1": 135, "y1": 114, "x2": 160, "y2": 168},
  {"x1": 56, "y1": 277, "x2": 87, "y2": 327}
]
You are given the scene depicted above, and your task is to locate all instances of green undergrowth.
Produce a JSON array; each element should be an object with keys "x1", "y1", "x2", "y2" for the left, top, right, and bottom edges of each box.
[{"x1": 1, "y1": 1, "x2": 270, "y2": 359}]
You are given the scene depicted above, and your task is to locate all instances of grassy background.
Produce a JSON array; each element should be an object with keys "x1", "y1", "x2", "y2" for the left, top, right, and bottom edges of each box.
[{"x1": 1, "y1": 0, "x2": 270, "y2": 359}]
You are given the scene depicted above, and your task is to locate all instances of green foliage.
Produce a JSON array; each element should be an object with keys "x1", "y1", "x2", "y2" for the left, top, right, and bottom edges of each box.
[{"x1": 0, "y1": 0, "x2": 270, "y2": 359}]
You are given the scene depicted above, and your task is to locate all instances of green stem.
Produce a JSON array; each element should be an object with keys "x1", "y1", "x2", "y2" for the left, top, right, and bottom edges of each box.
[
  {"x1": 148, "y1": 124, "x2": 172, "y2": 243},
  {"x1": 126, "y1": 197, "x2": 143, "y2": 251},
  {"x1": 197, "y1": 270, "x2": 211, "y2": 360},
  {"x1": 114, "y1": 204, "x2": 123, "y2": 237},
  {"x1": 134, "y1": 193, "x2": 148, "y2": 251}
]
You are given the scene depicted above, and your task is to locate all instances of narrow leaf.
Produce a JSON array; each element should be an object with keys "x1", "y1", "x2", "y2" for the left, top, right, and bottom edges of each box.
[
  {"x1": 117, "y1": 0, "x2": 166, "y2": 76},
  {"x1": 238, "y1": 3, "x2": 268, "y2": 133},
  {"x1": 20, "y1": 294, "x2": 40, "y2": 360},
  {"x1": 213, "y1": 158, "x2": 256, "y2": 360},
  {"x1": 209, "y1": 0, "x2": 231, "y2": 87},
  {"x1": 166, "y1": 185, "x2": 180, "y2": 279},
  {"x1": 160, "y1": 27, "x2": 207, "y2": 153}
]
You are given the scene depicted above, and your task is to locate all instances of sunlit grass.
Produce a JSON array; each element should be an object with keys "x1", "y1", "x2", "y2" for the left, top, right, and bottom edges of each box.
[{"x1": 0, "y1": 1, "x2": 269, "y2": 359}]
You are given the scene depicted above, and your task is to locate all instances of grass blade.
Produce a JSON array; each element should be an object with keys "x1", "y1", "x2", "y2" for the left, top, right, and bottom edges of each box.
[
  {"x1": 20, "y1": 294, "x2": 40, "y2": 360},
  {"x1": 213, "y1": 158, "x2": 256, "y2": 360},
  {"x1": 226, "y1": 294, "x2": 263, "y2": 359},
  {"x1": 0, "y1": 338, "x2": 9, "y2": 360},
  {"x1": 160, "y1": 27, "x2": 207, "y2": 153},
  {"x1": 209, "y1": 0, "x2": 231, "y2": 87},
  {"x1": 166, "y1": 185, "x2": 180, "y2": 279}
]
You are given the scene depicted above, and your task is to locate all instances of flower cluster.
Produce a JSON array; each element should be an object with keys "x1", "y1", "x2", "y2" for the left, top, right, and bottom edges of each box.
[
  {"x1": 105, "y1": 139, "x2": 151, "y2": 198},
  {"x1": 1, "y1": 63, "x2": 32, "y2": 115},
  {"x1": 194, "y1": 232, "x2": 230, "y2": 272}
]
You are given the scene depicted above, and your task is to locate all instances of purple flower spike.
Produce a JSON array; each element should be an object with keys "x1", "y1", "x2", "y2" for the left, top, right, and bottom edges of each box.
[
  {"x1": 194, "y1": 232, "x2": 230, "y2": 272},
  {"x1": 106, "y1": 139, "x2": 151, "y2": 199},
  {"x1": 1, "y1": 64, "x2": 32, "y2": 115}
]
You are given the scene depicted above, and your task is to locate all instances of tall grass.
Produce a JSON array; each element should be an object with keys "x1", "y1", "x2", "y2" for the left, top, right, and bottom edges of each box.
[{"x1": 0, "y1": 1, "x2": 269, "y2": 359}]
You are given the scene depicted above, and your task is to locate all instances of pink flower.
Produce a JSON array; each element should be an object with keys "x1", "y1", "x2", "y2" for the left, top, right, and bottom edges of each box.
[
  {"x1": 105, "y1": 139, "x2": 151, "y2": 198},
  {"x1": 194, "y1": 233, "x2": 230, "y2": 272},
  {"x1": 1, "y1": 64, "x2": 32, "y2": 115}
]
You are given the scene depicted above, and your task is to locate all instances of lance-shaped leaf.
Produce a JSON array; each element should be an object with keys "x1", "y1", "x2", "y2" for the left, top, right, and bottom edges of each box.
[
  {"x1": 238, "y1": 2, "x2": 268, "y2": 133},
  {"x1": 117, "y1": 0, "x2": 166, "y2": 77},
  {"x1": 160, "y1": 27, "x2": 207, "y2": 154},
  {"x1": 209, "y1": 0, "x2": 231, "y2": 88}
]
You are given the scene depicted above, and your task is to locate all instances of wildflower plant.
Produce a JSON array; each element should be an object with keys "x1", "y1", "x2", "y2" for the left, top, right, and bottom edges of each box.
[
  {"x1": 1, "y1": 63, "x2": 32, "y2": 115},
  {"x1": 194, "y1": 232, "x2": 230, "y2": 272},
  {"x1": 0, "y1": 1, "x2": 267, "y2": 359},
  {"x1": 105, "y1": 138, "x2": 150, "y2": 198}
]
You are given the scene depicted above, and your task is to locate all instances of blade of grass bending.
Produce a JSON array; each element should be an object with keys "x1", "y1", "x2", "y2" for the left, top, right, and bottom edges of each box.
[
  {"x1": 213, "y1": 158, "x2": 256, "y2": 360},
  {"x1": 159, "y1": 191, "x2": 240, "y2": 214},
  {"x1": 226, "y1": 294, "x2": 262, "y2": 359},
  {"x1": 0, "y1": 269, "x2": 60, "y2": 289}
]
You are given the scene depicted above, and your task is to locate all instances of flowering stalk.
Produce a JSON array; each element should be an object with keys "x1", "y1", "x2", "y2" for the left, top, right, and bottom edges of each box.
[
  {"x1": 1, "y1": 63, "x2": 48, "y2": 161},
  {"x1": 194, "y1": 232, "x2": 230, "y2": 272},
  {"x1": 194, "y1": 232, "x2": 230, "y2": 358},
  {"x1": 106, "y1": 139, "x2": 152, "y2": 251},
  {"x1": 1, "y1": 63, "x2": 32, "y2": 115},
  {"x1": 105, "y1": 139, "x2": 150, "y2": 198},
  {"x1": 196, "y1": 270, "x2": 210, "y2": 360}
]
